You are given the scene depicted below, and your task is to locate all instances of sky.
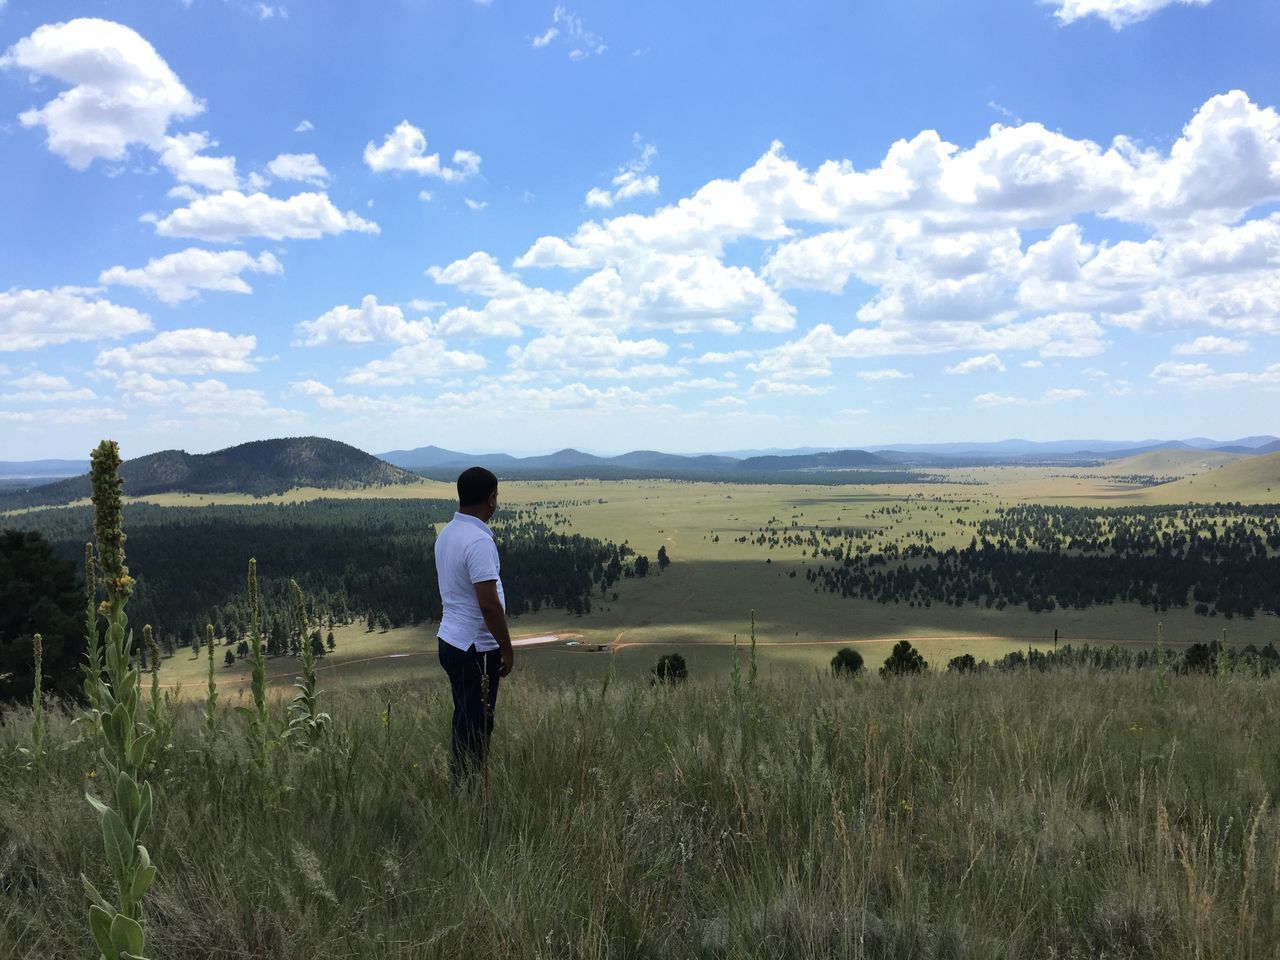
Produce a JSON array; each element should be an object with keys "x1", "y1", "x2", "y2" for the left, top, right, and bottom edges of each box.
[{"x1": 1, "y1": 0, "x2": 1279, "y2": 460}]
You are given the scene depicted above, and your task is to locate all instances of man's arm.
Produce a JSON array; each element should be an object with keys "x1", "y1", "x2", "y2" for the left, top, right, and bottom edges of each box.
[{"x1": 473, "y1": 579, "x2": 513, "y2": 676}]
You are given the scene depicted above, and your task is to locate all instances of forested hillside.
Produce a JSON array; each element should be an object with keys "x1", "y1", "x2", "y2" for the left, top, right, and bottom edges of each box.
[
  {"x1": 5, "y1": 499, "x2": 640, "y2": 657},
  {"x1": 0, "y1": 437, "x2": 417, "y2": 507}
]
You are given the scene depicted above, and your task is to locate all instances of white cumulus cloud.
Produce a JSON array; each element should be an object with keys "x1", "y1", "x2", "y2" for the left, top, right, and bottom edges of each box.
[
  {"x1": 586, "y1": 139, "x2": 659, "y2": 208},
  {"x1": 1040, "y1": 387, "x2": 1088, "y2": 402},
  {"x1": 1, "y1": 18, "x2": 202, "y2": 169},
  {"x1": 946, "y1": 353, "x2": 1007, "y2": 375},
  {"x1": 294, "y1": 295, "x2": 432, "y2": 346},
  {"x1": 363, "y1": 121, "x2": 481, "y2": 181},
  {"x1": 95, "y1": 328, "x2": 258, "y2": 375},
  {"x1": 1173, "y1": 335, "x2": 1251, "y2": 355},
  {"x1": 1047, "y1": 0, "x2": 1211, "y2": 30},
  {"x1": 1150, "y1": 360, "x2": 1280, "y2": 390},
  {"x1": 1, "y1": 371, "x2": 97, "y2": 403},
  {"x1": 148, "y1": 190, "x2": 379, "y2": 241},
  {"x1": 973, "y1": 392, "x2": 1021, "y2": 406},
  {"x1": 100, "y1": 249, "x2": 282, "y2": 304},
  {"x1": 428, "y1": 252, "x2": 526, "y2": 298},
  {"x1": 0, "y1": 287, "x2": 151, "y2": 351},
  {"x1": 342, "y1": 340, "x2": 487, "y2": 386},
  {"x1": 158, "y1": 131, "x2": 238, "y2": 191},
  {"x1": 116, "y1": 371, "x2": 288, "y2": 417},
  {"x1": 266, "y1": 152, "x2": 330, "y2": 186}
]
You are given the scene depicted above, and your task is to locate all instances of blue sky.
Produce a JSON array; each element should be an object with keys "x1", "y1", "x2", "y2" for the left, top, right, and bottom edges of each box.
[{"x1": 1, "y1": 0, "x2": 1278, "y2": 459}]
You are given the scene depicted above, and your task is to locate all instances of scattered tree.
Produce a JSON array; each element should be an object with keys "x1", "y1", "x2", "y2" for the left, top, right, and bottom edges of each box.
[
  {"x1": 830, "y1": 647, "x2": 864, "y2": 676},
  {"x1": 650, "y1": 652, "x2": 688, "y2": 685},
  {"x1": 881, "y1": 640, "x2": 928, "y2": 678}
]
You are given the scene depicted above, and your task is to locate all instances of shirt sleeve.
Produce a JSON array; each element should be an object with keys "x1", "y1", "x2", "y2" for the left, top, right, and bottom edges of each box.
[{"x1": 464, "y1": 538, "x2": 500, "y2": 584}]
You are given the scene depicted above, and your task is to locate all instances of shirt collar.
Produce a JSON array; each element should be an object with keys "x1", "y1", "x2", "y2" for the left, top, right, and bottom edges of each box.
[{"x1": 453, "y1": 511, "x2": 491, "y2": 532}]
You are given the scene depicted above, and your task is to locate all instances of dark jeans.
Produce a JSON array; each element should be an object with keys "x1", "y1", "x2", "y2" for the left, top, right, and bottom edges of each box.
[{"x1": 437, "y1": 638, "x2": 502, "y2": 779}]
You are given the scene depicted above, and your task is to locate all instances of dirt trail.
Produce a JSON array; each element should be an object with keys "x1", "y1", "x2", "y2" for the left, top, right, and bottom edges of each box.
[
  {"x1": 606, "y1": 633, "x2": 1144, "y2": 653},
  {"x1": 159, "y1": 632, "x2": 577, "y2": 689}
]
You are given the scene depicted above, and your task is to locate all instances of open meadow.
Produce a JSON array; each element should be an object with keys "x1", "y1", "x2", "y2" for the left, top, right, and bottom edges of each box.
[{"x1": 131, "y1": 454, "x2": 1280, "y2": 693}]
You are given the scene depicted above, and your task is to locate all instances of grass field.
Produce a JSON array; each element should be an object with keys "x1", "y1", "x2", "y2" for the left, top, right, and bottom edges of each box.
[
  {"x1": 130, "y1": 462, "x2": 1280, "y2": 693},
  {"x1": 4, "y1": 667, "x2": 1279, "y2": 959}
]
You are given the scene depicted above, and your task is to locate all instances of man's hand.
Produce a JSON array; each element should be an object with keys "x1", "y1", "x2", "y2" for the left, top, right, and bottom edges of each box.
[{"x1": 474, "y1": 579, "x2": 514, "y2": 677}]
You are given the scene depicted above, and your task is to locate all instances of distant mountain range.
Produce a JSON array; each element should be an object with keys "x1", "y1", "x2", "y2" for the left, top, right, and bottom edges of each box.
[
  {"x1": 376, "y1": 444, "x2": 888, "y2": 475},
  {"x1": 1, "y1": 435, "x2": 1277, "y2": 505},
  {"x1": 379, "y1": 437, "x2": 1280, "y2": 474},
  {"x1": 0, "y1": 437, "x2": 416, "y2": 508}
]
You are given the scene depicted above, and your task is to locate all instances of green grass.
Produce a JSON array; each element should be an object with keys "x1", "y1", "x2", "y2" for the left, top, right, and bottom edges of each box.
[{"x1": 3, "y1": 668, "x2": 1279, "y2": 958}]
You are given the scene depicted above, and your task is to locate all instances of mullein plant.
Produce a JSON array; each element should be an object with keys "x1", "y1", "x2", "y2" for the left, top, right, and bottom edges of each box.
[
  {"x1": 1217, "y1": 627, "x2": 1232, "y2": 683},
  {"x1": 19, "y1": 634, "x2": 46, "y2": 774},
  {"x1": 284, "y1": 580, "x2": 330, "y2": 747},
  {"x1": 82, "y1": 440, "x2": 159, "y2": 960},
  {"x1": 83, "y1": 542, "x2": 103, "y2": 710},
  {"x1": 205, "y1": 624, "x2": 218, "y2": 743},
  {"x1": 143, "y1": 626, "x2": 169, "y2": 767},
  {"x1": 1154, "y1": 621, "x2": 1169, "y2": 698},
  {"x1": 237, "y1": 558, "x2": 271, "y2": 770}
]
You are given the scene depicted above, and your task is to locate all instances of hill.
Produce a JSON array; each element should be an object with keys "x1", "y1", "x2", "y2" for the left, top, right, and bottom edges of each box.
[
  {"x1": 738, "y1": 449, "x2": 885, "y2": 471},
  {"x1": 1098, "y1": 448, "x2": 1243, "y2": 476},
  {"x1": 377, "y1": 445, "x2": 522, "y2": 471},
  {"x1": 1139, "y1": 451, "x2": 1280, "y2": 503},
  {"x1": 0, "y1": 437, "x2": 416, "y2": 507}
]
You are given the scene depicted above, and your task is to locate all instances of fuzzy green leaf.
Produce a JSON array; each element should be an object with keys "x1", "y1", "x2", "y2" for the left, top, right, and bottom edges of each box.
[
  {"x1": 82, "y1": 873, "x2": 114, "y2": 913},
  {"x1": 109, "y1": 913, "x2": 145, "y2": 957},
  {"x1": 115, "y1": 773, "x2": 142, "y2": 825},
  {"x1": 101, "y1": 808, "x2": 134, "y2": 889},
  {"x1": 85, "y1": 792, "x2": 111, "y2": 819},
  {"x1": 129, "y1": 730, "x2": 154, "y2": 767},
  {"x1": 130, "y1": 862, "x2": 157, "y2": 903},
  {"x1": 135, "y1": 784, "x2": 152, "y2": 838},
  {"x1": 89, "y1": 904, "x2": 116, "y2": 958}
]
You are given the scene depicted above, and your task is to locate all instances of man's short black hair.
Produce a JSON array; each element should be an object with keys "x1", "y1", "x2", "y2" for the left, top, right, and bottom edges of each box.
[{"x1": 457, "y1": 466, "x2": 498, "y2": 507}]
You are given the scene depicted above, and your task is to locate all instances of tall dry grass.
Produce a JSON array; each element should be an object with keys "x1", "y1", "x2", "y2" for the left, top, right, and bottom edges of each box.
[{"x1": 2, "y1": 666, "x2": 1279, "y2": 959}]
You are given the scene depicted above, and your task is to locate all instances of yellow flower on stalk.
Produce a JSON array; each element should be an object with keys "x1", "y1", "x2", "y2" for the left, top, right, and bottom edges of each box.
[{"x1": 89, "y1": 440, "x2": 133, "y2": 602}]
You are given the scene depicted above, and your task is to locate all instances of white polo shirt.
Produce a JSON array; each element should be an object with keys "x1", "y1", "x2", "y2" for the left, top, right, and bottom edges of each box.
[{"x1": 435, "y1": 511, "x2": 505, "y2": 652}]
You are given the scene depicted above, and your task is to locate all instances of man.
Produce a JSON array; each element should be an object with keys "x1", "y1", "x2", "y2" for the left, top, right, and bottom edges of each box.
[{"x1": 435, "y1": 466, "x2": 514, "y2": 779}]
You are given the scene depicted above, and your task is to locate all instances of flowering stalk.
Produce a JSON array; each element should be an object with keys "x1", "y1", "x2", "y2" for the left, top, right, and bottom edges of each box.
[
  {"x1": 205, "y1": 623, "x2": 218, "y2": 742},
  {"x1": 1154, "y1": 621, "x2": 1169, "y2": 698},
  {"x1": 21, "y1": 634, "x2": 46, "y2": 774},
  {"x1": 82, "y1": 542, "x2": 103, "y2": 711},
  {"x1": 82, "y1": 440, "x2": 158, "y2": 960},
  {"x1": 144, "y1": 626, "x2": 168, "y2": 763},
  {"x1": 284, "y1": 579, "x2": 330, "y2": 747},
  {"x1": 236, "y1": 558, "x2": 271, "y2": 769}
]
